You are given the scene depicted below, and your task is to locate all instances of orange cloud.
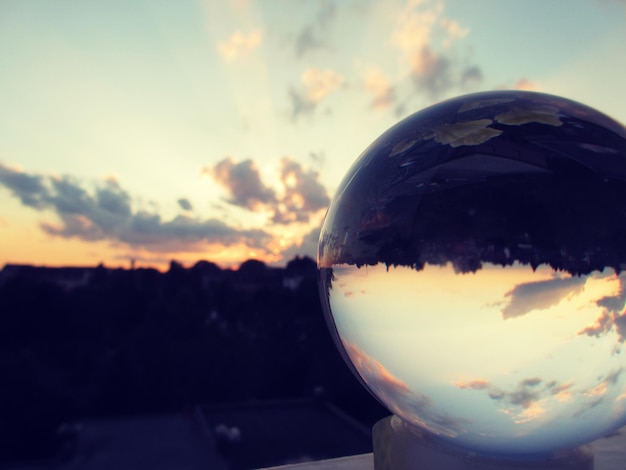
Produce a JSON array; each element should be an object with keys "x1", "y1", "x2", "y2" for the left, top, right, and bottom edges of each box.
[
  {"x1": 341, "y1": 338, "x2": 467, "y2": 438},
  {"x1": 301, "y1": 68, "x2": 344, "y2": 103},
  {"x1": 440, "y1": 18, "x2": 469, "y2": 41},
  {"x1": 515, "y1": 78, "x2": 540, "y2": 91},
  {"x1": 455, "y1": 379, "x2": 490, "y2": 390},
  {"x1": 342, "y1": 340, "x2": 410, "y2": 393},
  {"x1": 392, "y1": 0, "x2": 441, "y2": 55},
  {"x1": 389, "y1": 0, "x2": 480, "y2": 99},
  {"x1": 289, "y1": 68, "x2": 345, "y2": 120},
  {"x1": 217, "y1": 29, "x2": 263, "y2": 61},
  {"x1": 362, "y1": 67, "x2": 396, "y2": 110},
  {"x1": 501, "y1": 401, "x2": 547, "y2": 425}
]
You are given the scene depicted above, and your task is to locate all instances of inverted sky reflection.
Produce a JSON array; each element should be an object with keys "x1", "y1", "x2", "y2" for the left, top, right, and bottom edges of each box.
[{"x1": 329, "y1": 262, "x2": 626, "y2": 453}]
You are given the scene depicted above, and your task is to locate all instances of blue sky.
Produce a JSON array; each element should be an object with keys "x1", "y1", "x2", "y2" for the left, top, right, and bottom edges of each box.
[{"x1": 1, "y1": 0, "x2": 625, "y2": 269}]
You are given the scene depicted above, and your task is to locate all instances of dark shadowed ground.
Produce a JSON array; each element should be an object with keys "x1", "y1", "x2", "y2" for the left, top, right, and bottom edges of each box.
[{"x1": 0, "y1": 256, "x2": 387, "y2": 465}]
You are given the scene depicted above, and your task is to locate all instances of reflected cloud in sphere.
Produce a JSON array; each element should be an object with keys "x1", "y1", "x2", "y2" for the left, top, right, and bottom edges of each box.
[{"x1": 318, "y1": 90, "x2": 626, "y2": 457}]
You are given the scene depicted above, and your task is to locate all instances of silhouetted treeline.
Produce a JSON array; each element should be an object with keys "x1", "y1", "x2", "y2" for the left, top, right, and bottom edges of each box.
[{"x1": 0, "y1": 257, "x2": 386, "y2": 463}]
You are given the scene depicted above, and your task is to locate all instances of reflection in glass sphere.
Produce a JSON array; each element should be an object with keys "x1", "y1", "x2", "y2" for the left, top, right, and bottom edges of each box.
[{"x1": 317, "y1": 91, "x2": 626, "y2": 457}]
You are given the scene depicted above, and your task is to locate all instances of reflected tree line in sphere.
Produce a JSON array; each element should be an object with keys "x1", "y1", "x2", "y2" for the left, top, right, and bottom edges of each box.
[
  {"x1": 349, "y1": 166, "x2": 626, "y2": 276},
  {"x1": 319, "y1": 91, "x2": 626, "y2": 278}
]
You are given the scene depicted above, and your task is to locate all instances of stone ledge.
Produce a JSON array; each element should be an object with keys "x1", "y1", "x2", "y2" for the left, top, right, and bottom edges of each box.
[
  {"x1": 261, "y1": 426, "x2": 626, "y2": 470},
  {"x1": 259, "y1": 453, "x2": 374, "y2": 470}
]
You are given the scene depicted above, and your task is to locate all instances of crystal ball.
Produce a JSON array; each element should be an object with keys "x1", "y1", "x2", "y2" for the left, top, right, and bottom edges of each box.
[{"x1": 318, "y1": 90, "x2": 626, "y2": 457}]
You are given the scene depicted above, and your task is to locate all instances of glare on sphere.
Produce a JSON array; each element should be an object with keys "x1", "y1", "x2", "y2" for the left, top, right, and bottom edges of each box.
[{"x1": 317, "y1": 91, "x2": 626, "y2": 457}]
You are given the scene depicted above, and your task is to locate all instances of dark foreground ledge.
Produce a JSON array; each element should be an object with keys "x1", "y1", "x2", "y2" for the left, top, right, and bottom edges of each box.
[{"x1": 262, "y1": 427, "x2": 626, "y2": 470}]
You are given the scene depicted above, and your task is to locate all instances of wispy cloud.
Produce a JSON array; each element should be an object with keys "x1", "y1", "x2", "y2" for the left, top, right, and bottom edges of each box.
[
  {"x1": 302, "y1": 68, "x2": 344, "y2": 102},
  {"x1": 514, "y1": 78, "x2": 540, "y2": 91},
  {"x1": 0, "y1": 163, "x2": 49, "y2": 209},
  {"x1": 456, "y1": 370, "x2": 624, "y2": 425},
  {"x1": 456, "y1": 376, "x2": 559, "y2": 424},
  {"x1": 410, "y1": 45, "x2": 452, "y2": 96},
  {"x1": 284, "y1": 0, "x2": 482, "y2": 120},
  {"x1": 495, "y1": 78, "x2": 541, "y2": 92},
  {"x1": 293, "y1": 0, "x2": 337, "y2": 58},
  {"x1": 440, "y1": 17, "x2": 469, "y2": 42},
  {"x1": 362, "y1": 66, "x2": 396, "y2": 110},
  {"x1": 217, "y1": 29, "x2": 263, "y2": 61},
  {"x1": 177, "y1": 198, "x2": 193, "y2": 211},
  {"x1": 288, "y1": 88, "x2": 317, "y2": 120},
  {"x1": 390, "y1": 0, "x2": 482, "y2": 105},
  {"x1": 460, "y1": 66, "x2": 483, "y2": 89},
  {"x1": 289, "y1": 67, "x2": 344, "y2": 120},
  {"x1": 391, "y1": 0, "x2": 442, "y2": 55},
  {"x1": 579, "y1": 272, "x2": 626, "y2": 342}
]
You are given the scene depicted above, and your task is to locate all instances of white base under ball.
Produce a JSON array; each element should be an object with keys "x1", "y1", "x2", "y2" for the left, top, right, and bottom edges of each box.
[{"x1": 372, "y1": 416, "x2": 594, "y2": 470}]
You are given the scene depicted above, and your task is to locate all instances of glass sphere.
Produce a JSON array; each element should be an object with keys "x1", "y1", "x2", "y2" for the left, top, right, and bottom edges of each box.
[{"x1": 318, "y1": 90, "x2": 626, "y2": 457}]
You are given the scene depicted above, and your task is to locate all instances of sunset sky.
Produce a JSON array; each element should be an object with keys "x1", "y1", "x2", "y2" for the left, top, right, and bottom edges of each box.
[{"x1": 1, "y1": 0, "x2": 626, "y2": 270}]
